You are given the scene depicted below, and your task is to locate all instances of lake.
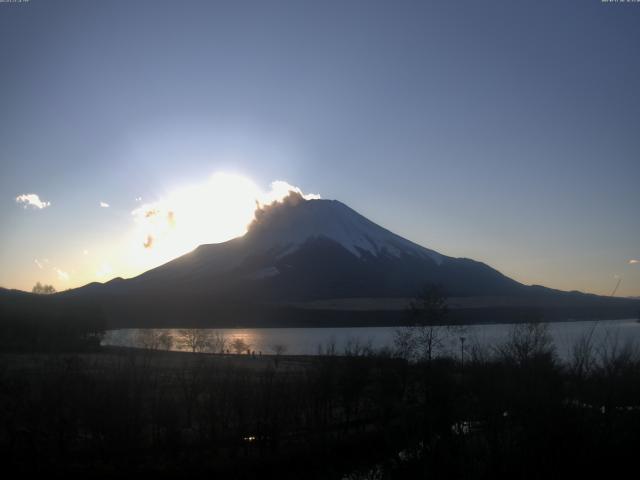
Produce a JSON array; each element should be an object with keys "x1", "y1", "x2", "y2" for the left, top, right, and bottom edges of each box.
[{"x1": 102, "y1": 318, "x2": 640, "y2": 361}]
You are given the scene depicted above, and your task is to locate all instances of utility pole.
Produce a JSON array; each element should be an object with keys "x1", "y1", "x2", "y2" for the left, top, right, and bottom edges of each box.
[{"x1": 610, "y1": 277, "x2": 622, "y2": 297}]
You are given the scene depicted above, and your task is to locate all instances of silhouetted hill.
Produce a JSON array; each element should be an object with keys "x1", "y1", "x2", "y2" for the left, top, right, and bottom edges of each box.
[
  {"x1": 36, "y1": 193, "x2": 636, "y2": 327},
  {"x1": 0, "y1": 287, "x2": 105, "y2": 351}
]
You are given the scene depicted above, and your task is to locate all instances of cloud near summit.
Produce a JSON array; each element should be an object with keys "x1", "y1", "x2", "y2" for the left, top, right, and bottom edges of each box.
[
  {"x1": 260, "y1": 180, "x2": 321, "y2": 206},
  {"x1": 129, "y1": 174, "x2": 320, "y2": 258}
]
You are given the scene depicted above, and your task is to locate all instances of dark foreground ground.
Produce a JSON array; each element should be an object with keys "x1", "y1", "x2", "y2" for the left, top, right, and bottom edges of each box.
[{"x1": 1, "y1": 332, "x2": 640, "y2": 479}]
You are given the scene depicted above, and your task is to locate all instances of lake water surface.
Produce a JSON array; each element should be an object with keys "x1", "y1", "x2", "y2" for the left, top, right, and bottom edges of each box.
[{"x1": 102, "y1": 318, "x2": 640, "y2": 361}]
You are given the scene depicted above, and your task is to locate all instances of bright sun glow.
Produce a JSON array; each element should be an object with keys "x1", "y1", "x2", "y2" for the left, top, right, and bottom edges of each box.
[{"x1": 127, "y1": 173, "x2": 319, "y2": 271}]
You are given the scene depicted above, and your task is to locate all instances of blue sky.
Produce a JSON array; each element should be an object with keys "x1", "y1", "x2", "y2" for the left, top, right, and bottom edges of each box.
[{"x1": 1, "y1": 0, "x2": 639, "y2": 296}]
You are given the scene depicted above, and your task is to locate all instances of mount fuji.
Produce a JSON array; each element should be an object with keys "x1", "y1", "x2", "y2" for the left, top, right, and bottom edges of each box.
[{"x1": 58, "y1": 192, "x2": 638, "y2": 327}]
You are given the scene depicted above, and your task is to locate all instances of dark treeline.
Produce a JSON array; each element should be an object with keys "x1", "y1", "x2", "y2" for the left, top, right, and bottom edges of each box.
[
  {"x1": 0, "y1": 290, "x2": 105, "y2": 352},
  {"x1": 0, "y1": 324, "x2": 639, "y2": 478}
]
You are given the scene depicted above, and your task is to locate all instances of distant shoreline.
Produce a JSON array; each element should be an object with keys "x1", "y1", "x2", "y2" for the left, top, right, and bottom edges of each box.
[
  {"x1": 105, "y1": 316, "x2": 638, "y2": 331},
  {"x1": 103, "y1": 304, "x2": 639, "y2": 329}
]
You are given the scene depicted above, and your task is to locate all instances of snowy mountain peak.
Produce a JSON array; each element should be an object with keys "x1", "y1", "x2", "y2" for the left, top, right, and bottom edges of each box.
[
  {"x1": 247, "y1": 194, "x2": 444, "y2": 264},
  {"x1": 75, "y1": 191, "x2": 530, "y2": 304}
]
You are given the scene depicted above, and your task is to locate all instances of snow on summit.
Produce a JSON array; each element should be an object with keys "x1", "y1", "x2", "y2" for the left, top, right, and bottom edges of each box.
[{"x1": 248, "y1": 193, "x2": 444, "y2": 264}]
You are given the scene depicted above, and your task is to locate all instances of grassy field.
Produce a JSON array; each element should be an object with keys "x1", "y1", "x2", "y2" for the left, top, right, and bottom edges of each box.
[{"x1": 1, "y1": 335, "x2": 640, "y2": 477}]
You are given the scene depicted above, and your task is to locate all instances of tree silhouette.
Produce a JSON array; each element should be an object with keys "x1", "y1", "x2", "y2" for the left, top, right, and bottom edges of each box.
[
  {"x1": 408, "y1": 284, "x2": 450, "y2": 362},
  {"x1": 32, "y1": 282, "x2": 56, "y2": 294},
  {"x1": 271, "y1": 343, "x2": 287, "y2": 356},
  {"x1": 496, "y1": 321, "x2": 555, "y2": 366},
  {"x1": 271, "y1": 343, "x2": 287, "y2": 366},
  {"x1": 158, "y1": 331, "x2": 174, "y2": 351},
  {"x1": 231, "y1": 337, "x2": 249, "y2": 354},
  {"x1": 208, "y1": 331, "x2": 227, "y2": 354},
  {"x1": 178, "y1": 329, "x2": 211, "y2": 353}
]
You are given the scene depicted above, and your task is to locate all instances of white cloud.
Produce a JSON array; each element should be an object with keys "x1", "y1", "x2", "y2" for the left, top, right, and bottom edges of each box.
[
  {"x1": 16, "y1": 193, "x2": 50, "y2": 209},
  {"x1": 83, "y1": 249, "x2": 89, "y2": 256},
  {"x1": 100, "y1": 201, "x2": 110, "y2": 208},
  {"x1": 34, "y1": 259, "x2": 44, "y2": 269},
  {"x1": 55, "y1": 268, "x2": 69, "y2": 281},
  {"x1": 260, "y1": 180, "x2": 321, "y2": 205},
  {"x1": 630, "y1": 259, "x2": 639, "y2": 265}
]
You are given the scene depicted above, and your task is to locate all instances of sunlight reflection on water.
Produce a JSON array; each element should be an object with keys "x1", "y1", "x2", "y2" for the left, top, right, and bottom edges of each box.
[{"x1": 102, "y1": 319, "x2": 640, "y2": 361}]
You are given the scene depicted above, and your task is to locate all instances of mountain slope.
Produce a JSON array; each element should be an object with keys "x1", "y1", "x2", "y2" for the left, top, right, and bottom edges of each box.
[
  {"x1": 85, "y1": 194, "x2": 524, "y2": 299},
  {"x1": 59, "y1": 193, "x2": 639, "y2": 326}
]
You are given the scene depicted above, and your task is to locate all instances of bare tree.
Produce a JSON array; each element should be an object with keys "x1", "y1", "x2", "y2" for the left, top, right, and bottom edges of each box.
[
  {"x1": 317, "y1": 336, "x2": 337, "y2": 356},
  {"x1": 596, "y1": 329, "x2": 639, "y2": 378},
  {"x1": 136, "y1": 329, "x2": 175, "y2": 351},
  {"x1": 393, "y1": 325, "x2": 418, "y2": 360},
  {"x1": 271, "y1": 343, "x2": 288, "y2": 356},
  {"x1": 343, "y1": 337, "x2": 373, "y2": 357},
  {"x1": 136, "y1": 329, "x2": 162, "y2": 350},
  {"x1": 208, "y1": 331, "x2": 227, "y2": 354},
  {"x1": 496, "y1": 321, "x2": 555, "y2": 366},
  {"x1": 231, "y1": 337, "x2": 249, "y2": 354},
  {"x1": 178, "y1": 329, "x2": 212, "y2": 353},
  {"x1": 271, "y1": 343, "x2": 287, "y2": 367},
  {"x1": 395, "y1": 284, "x2": 450, "y2": 362},
  {"x1": 569, "y1": 324, "x2": 598, "y2": 379},
  {"x1": 158, "y1": 331, "x2": 174, "y2": 351}
]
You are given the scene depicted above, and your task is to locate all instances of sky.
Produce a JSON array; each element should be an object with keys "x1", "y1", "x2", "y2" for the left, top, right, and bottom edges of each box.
[{"x1": 1, "y1": 0, "x2": 639, "y2": 296}]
